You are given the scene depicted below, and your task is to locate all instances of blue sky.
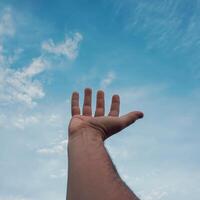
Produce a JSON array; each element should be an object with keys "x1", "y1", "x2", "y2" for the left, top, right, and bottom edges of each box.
[{"x1": 0, "y1": 0, "x2": 200, "y2": 199}]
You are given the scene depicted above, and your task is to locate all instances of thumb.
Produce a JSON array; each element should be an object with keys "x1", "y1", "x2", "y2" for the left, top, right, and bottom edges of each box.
[{"x1": 120, "y1": 111, "x2": 144, "y2": 128}]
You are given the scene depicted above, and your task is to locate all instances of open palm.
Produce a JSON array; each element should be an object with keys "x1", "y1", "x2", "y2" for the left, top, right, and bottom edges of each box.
[{"x1": 68, "y1": 88, "x2": 143, "y2": 141}]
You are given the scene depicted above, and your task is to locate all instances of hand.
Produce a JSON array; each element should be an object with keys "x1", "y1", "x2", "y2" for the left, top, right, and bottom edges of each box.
[{"x1": 68, "y1": 88, "x2": 143, "y2": 141}]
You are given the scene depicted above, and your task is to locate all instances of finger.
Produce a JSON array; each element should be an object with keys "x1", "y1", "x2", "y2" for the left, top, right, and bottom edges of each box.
[
  {"x1": 120, "y1": 111, "x2": 143, "y2": 128},
  {"x1": 83, "y1": 88, "x2": 92, "y2": 116},
  {"x1": 95, "y1": 90, "x2": 105, "y2": 116},
  {"x1": 71, "y1": 91, "x2": 80, "y2": 116},
  {"x1": 108, "y1": 95, "x2": 120, "y2": 117}
]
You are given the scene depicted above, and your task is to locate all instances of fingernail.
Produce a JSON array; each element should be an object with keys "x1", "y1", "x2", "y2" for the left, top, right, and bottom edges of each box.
[{"x1": 138, "y1": 112, "x2": 144, "y2": 118}]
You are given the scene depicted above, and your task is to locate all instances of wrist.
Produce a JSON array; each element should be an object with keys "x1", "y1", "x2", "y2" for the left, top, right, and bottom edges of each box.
[{"x1": 68, "y1": 127, "x2": 104, "y2": 143}]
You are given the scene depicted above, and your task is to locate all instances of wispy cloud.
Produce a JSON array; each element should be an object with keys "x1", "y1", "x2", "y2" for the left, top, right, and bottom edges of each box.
[
  {"x1": 0, "y1": 7, "x2": 15, "y2": 37},
  {"x1": 0, "y1": 111, "x2": 65, "y2": 130},
  {"x1": 0, "y1": 8, "x2": 45, "y2": 106},
  {"x1": 100, "y1": 71, "x2": 116, "y2": 89},
  {"x1": 22, "y1": 57, "x2": 47, "y2": 77},
  {"x1": 37, "y1": 139, "x2": 67, "y2": 155},
  {"x1": 13, "y1": 115, "x2": 40, "y2": 129},
  {"x1": 112, "y1": 0, "x2": 200, "y2": 54},
  {"x1": 140, "y1": 186, "x2": 168, "y2": 200},
  {"x1": 0, "y1": 8, "x2": 16, "y2": 67},
  {"x1": 42, "y1": 32, "x2": 83, "y2": 60},
  {"x1": 0, "y1": 57, "x2": 46, "y2": 106},
  {"x1": 0, "y1": 7, "x2": 83, "y2": 107},
  {"x1": 0, "y1": 113, "x2": 7, "y2": 127},
  {"x1": 50, "y1": 169, "x2": 67, "y2": 179}
]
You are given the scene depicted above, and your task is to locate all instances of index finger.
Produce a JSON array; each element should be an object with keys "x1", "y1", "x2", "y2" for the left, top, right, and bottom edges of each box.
[{"x1": 71, "y1": 91, "x2": 80, "y2": 116}]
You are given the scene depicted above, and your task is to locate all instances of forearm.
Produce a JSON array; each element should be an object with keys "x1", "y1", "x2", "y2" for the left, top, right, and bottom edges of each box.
[{"x1": 66, "y1": 128, "x2": 140, "y2": 200}]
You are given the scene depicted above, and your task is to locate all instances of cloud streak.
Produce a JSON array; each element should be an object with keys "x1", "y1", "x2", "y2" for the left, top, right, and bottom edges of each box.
[
  {"x1": 42, "y1": 32, "x2": 83, "y2": 60},
  {"x1": 100, "y1": 71, "x2": 116, "y2": 89},
  {"x1": 37, "y1": 139, "x2": 67, "y2": 155},
  {"x1": 112, "y1": 0, "x2": 200, "y2": 54},
  {"x1": 0, "y1": 7, "x2": 15, "y2": 37},
  {"x1": 0, "y1": 8, "x2": 83, "y2": 106},
  {"x1": 0, "y1": 57, "x2": 46, "y2": 106}
]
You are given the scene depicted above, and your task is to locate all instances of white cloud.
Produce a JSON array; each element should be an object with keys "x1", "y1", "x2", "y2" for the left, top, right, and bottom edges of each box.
[
  {"x1": 0, "y1": 7, "x2": 15, "y2": 37},
  {"x1": 13, "y1": 115, "x2": 39, "y2": 129},
  {"x1": 0, "y1": 31, "x2": 82, "y2": 106},
  {"x1": 0, "y1": 44, "x2": 5, "y2": 65},
  {"x1": 50, "y1": 169, "x2": 66, "y2": 179},
  {"x1": 42, "y1": 32, "x2": 83, "y2": 60},
  {"x1": 0, "y1": 8, "x2": 18, "y2": 67},
  {"x1": 0, "y1": 7, "x2": 83, "y2": 107},
  {"x1": 8, "y1": 48, "x2": 24, "y2": 64},
  {"x1": 0, "y1": 113, "x2": 39, "y2": 129},
  {"x1": 142, "y1": 188, "x2": 168, "y2": 200},
  {"x1": 0, "y1": 111, "x2": 65, "y2": 130},
  {"x1": 22, "y1": 57, "x2": 47, "y2": 77},
  {"x1": 47, "y1": 114, "x2": 61, "y2": 123},
  {"x1": 0, "y1": 8, "x2": 46, "y2": 106},
  {"x1": 37, "y1": 139, "x2": 67, "y2": 155},
  {"x1": 0, "y1": 45, "x2": 23, "y2": 67},
  {"x1": 100, "y1": 71, "x2": 116, "y2": 89},
  {"x1": 0, "y1": 113, "x2": 7, "y2": 127},
  {"x1": 0, "y1": 57, "x2": 46, "y2": 106}
]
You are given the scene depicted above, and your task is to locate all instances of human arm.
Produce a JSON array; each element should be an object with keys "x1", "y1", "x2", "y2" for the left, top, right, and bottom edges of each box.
[{"x1": 66, "y1": 88, "x2": 143, "y2": 200}]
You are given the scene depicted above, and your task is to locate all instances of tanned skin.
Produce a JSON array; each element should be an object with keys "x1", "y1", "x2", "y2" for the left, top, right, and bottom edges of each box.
[{"x1": 66, "y1": 88, "x2": 143, "y2": 200}]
